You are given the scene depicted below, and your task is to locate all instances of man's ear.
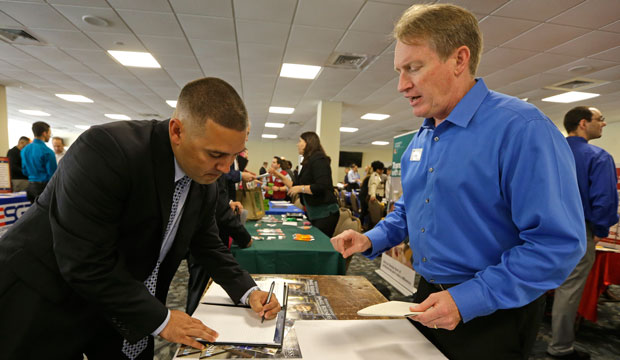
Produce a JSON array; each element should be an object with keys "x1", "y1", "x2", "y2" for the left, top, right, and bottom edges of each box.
[
  {"x1": 578, "y1": 118, "x2": 588, "y2": 129},
  {"x1": 169, "y1": 118, "x2": 183, "y2": 145},
  {"x1": 453, "y1": 45, "x2": 471, "y2": 76}
]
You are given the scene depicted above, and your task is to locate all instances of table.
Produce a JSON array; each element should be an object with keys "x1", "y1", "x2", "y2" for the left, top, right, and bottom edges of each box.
[
  {"x1": 231, "y1": 221, "x2": 346, "y2": 275},
  {"x1": 0, "y1": 192, "x2": 30, "y2": 237},
  {"x1": 577, "y1": 249, "x2": 620, "y2": 322},
  {"x1": 265, "y1": 201, "x2": 304, "y2": 215}
]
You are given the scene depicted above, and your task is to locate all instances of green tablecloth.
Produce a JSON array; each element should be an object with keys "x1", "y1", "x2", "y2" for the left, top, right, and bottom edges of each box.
[{"x1": 231, "y1": 220, "x2": 346, "y2": 275}]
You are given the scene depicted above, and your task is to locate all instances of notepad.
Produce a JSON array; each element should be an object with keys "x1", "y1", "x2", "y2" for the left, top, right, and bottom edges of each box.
[
  {"x1": 357, "y1": 301, "x2": 423, "y2": 317},
  {"x1": 202, "y1": 281, "x2": 285, "y2": 305}
]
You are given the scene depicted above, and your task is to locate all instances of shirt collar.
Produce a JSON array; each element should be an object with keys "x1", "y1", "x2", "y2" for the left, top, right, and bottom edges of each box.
[
  {"x1": 33, "y1": 138, "x2": 45, "y2": 144},
  {"x1": 566, "y1": 135, "x2": 587, "y2": 143},
  {"x1": 173, "y1": 158, "x2": 187, "y2": 183},
  {"x1": 421, "y1": 78, "x2": 489, "y2": 129}
]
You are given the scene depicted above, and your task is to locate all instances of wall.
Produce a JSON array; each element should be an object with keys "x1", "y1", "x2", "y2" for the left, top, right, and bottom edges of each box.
[{"x1": 336, "y1": 145, "x2": 393, "y2": 184}]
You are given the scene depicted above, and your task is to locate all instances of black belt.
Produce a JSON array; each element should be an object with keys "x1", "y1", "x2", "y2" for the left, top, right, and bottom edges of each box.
[{"x1": 422, "y1": 277, "x2": 458, "y2": 291}]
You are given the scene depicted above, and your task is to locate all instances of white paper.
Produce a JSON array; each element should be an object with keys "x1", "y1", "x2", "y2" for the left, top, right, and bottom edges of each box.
[
  {"x1": 357, "y1": 301, "x2": 423, "y2": 317},
  {"x1": 193, "y1": 304, "x2": 279, "y2": 345},
  {"x1": 295, "y1": 319, "x2": 446, "y2": 360},
  {"x1": 201, "y1": 281, "x2": 284, "y2": 305},
  {"x1": 270, "y1": 200, "x2": 292, "y2": 207}
]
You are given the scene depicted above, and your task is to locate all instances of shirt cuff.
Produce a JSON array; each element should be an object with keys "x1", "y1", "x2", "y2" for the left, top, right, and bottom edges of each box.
[
  {"x1": 152, "y1": 309, "x2": 171, "y2": 336},
  {"x1": 362, "y1": 228, "x2": 388, "y2": 259},
  {"x1": 240, "y1": 285, "x2": 261, "y2": 305}
]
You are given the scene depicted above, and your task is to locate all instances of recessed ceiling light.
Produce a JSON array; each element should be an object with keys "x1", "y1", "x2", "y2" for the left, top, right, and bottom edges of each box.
[
  {"x1": 280, "y1": 63, "x2": 321, "y2": 79},
  {"x1": 372, "y1": 141, "x2": 389, "y2": 145},
  {"x1": 361, "y1": 113, "x2": 390, "y2": 121},
  {"x1": 521, "y1": 98, "x2": 529, "y2": 102},
  {"x1": 339, "y1": 127, "x2": 359, "y2": 132},
  {"x1": 541, "y1": 91, "x2": 599, "y2": 103},
  {"x1": 265, "y1": 122, "x2": 285, "y2": 128},
  {"x1": 105, "y1": 114, "x2": 131, "y2": 120},
  {"x1": 269, "y1": 106, "x2": 295, "y2": 114},
  {"x1": 56, "y1": 94, "x2": 94, "y2": 103},
  {"x1": 81, "y1": 15, "x2": 109, "y2": 27},
  {"x1": 166, "y1": 100, "x2": 177, "y2": 108},
  {"x1": 262, "y1": 134, "x2": 278, "y2": 139},
  {"x1": 107, "y1": 50, "x2": 161, "y2": 68},
  {"x1": 75, "y1": 125, "x2": 91, "y2": 130},
  {"x1": 19, "y1": 109, "x2": 50, "y2": 116}
]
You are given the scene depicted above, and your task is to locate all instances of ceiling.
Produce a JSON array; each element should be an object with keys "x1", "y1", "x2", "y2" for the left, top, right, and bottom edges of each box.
[{"x1": 0, "y1": 0, "x2": 619, "y2": 147}]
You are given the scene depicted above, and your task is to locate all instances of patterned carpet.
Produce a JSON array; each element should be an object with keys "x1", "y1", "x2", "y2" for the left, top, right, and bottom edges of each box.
[{"x1": 156, "y1": 256, "x2": 620, "y2": 359}]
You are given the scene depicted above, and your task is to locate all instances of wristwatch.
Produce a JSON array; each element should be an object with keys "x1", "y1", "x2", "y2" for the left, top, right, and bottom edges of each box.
[{"x1": 302, "y1": 186, "x2": 305, "y2": 193}]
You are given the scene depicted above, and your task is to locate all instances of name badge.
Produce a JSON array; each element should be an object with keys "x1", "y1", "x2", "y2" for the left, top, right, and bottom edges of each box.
[{"x1": 410, "y1": 148, "x2": 423, "y2": 162}]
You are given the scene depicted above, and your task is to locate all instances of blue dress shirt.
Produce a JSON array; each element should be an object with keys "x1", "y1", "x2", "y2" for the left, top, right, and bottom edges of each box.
[
  {"x1": 21, "y1": 139, "x2": 57, "y2": 182},
  {"x1": 364, "y1": 79, "x2": 586, "y2": 322},
  {"x1": 566, "y1": 136, "x2": 619, "y2": 238}
]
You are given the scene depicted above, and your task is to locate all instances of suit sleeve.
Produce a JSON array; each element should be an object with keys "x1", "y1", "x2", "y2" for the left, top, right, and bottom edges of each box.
[
  {"x1": 190, "y1": 187, "x2": 256, "y2": 303},
  {"x1": 308, "y1": 156, "x2": 333, "y2": 196},
  {"x1": 49, "y1": 127, "x2": 167, "y2": 342}
]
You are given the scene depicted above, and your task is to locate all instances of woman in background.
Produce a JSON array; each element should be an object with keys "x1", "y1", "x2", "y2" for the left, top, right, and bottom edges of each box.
[{"x1": 269, "y1": 132, "x2": 339, "y2": 237}]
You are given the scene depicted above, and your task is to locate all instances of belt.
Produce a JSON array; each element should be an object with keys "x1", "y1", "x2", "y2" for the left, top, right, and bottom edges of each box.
[{"x1": 422, "y1": 277, "x2": 458, "y2": 291}]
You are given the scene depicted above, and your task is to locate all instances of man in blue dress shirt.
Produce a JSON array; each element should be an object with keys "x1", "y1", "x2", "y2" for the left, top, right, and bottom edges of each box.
[
  {"x1": 331, "y1": 4, "x2": 585, "y2": 359},
  {"x1": 21, "y1": 121, "x2": 57, "y2": 203},
  {"x1": 547, "y1": 107, "x2": 619, "y2": 360}
]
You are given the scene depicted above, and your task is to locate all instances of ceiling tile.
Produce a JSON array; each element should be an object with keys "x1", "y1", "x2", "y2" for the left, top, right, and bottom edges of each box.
[
  {"x1": 86, "y1": 31, "x2": 146, "y2": 51},
  {"x1": 479, "y1": 16, "x2": 539, "y2": 47},
  {"x1": 47, "y1": 0, "x2": 110, "y2": 7},
  {"x1": 492, "y1": 0, "x2": 584, "y2": 21},
  {"x1": 601, "y1": 20, "x2": 620, "y2": 33},
  {"x1": 544, "y1": 57, "x2": 618, "y2": 76},
  {"x1": 287, "y1": 25, "x2": 344, "y2": 53},
  {"x1": 282, "y1": 48, "x2": 331, "y2": 66},
  {"x1": 170, "y1": 0, "x2": 232, "y2": 17},
  {"x1": 1, "y1": 2, "x2": 75, "y2": 30},
  {"x1": 548, "y1": 31, "x2": 620, "y2": 58},
  {"x1": 506, "y1": 53, "x2": 580, "y2": 79},
  {"x1": 335, "y1": 30, "x2": 393, "y2": 56},
  {"x1": 157, "y1": 54, "x2": 200, "y2": 71},
  {"x1": 590, "y1": 46, "x2": 620, "y2": 62},
  {"x1": 178, "y1": 14, "x2": 235, "y2": 41},
  {"x1": 0, "y1": 9, "x2": 23, "y2": 26},
  {"x1": 479, "y1": 47, "x2": 539, "y2": 69},
  {"x1": 139, "y1": 35, "x2": 194, "y2": 57},
  {"x1": 502, "y1": 23, "x2": 590, "y2": 52},
  {"x1": 349, "y1": 2, "x2": 409, "y2": 34},
  {"x1": 117, "y1": 10, "x2": 183, "y2": 37},
  {"x1": 295, "y1": 0, "x2": 365, "y2": 30},
  {"x1": 236, "y1": 20, "x2": 289, "y2": 47},
  {"x1": 30, "y1": 29, "x2": 100, "y2": 50},
  {"x1": 233, "y1": 0, "x2": 296, "y2": 24},
  {"x1": 165, "y1": 68, "x2": 204, "y2": 88},
  {"x1": 549, "y1": 0, "x2": 620, "y2": 29},
  {"x1": 107, "y1": 0, "x2": 172, "y2": 12},
  {"x1": 52, "y1": 5, "x2": 131, "y2": 34},
  {"x1": 436, "y1": 0, "x2": 509, "y2": 14}
]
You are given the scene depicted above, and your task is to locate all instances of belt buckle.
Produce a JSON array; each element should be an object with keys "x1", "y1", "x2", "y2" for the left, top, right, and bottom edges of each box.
[{"x1": 438, "y1": 284, "x2": 446, "y2": 291}]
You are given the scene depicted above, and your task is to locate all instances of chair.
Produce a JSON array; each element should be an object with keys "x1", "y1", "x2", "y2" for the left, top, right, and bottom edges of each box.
[
  {"x1": 368, "y1": 200, "x2": 385, "y2": 229},
  {"x1": 340, "y1": 190, "x2": 350, "y2": 209},
  {"x1": 333, "y1": 207, "x2": 362, "y2": 273},
  {"x1": 350, "y1": 191, "x2": 360, "y2": 217}
]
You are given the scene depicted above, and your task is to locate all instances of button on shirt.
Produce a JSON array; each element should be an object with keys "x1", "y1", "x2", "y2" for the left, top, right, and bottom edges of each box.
[
  {"x1": 566, "y1": 136, "x2": 619, "y2": 238},
  {"x1": 364, "y1": 79, "x2": 585, "y2": 322},
  {"x1": 21, "y1": 139, "x2": 57, "y2": 182}
]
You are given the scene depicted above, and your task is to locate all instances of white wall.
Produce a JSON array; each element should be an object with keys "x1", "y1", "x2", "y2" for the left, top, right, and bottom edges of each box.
[{"x1": 336, "y1": 145, "x2": 393, "y2": 184}]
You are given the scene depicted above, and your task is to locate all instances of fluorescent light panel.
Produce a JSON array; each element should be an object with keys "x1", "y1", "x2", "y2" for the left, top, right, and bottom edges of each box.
[
  {"x1": 56, "y1": 94, "x2": 93, "y2": 103},
  {"x1": 280, "y1": 63, "x2": 321, "y2": 79},
  {"x1": 361, "y1": 113, "x2": 390, "y2": 121},
  {"x1": 166, "y1": 100, "x2": 177, "y2": 108},
  {"x1": 19, "y1": 110, "x2": 50, "y2": 116},
  {"x1": 75, "y1": 125, "x2": 91, "y2": 130},
  {"x1": 262, "y1": 134, "x2": 277, "y2": 139},
  {"x1": 105, "y1": 114, "x2": 131, "y2": 120},
  {"x1": 107, "y1": 50, "x2": 161, "y2": 68},
  {"x1": 265, "y1": 122, "x2": 285, "y2": 128},
  {"x1": 339, "y1": 127, "x2": 359, "y2": 132},
  {"x1": 372, "y1": 141, "x2": 389, "y2": 145},
  {"x1": 269, "y1": 106, "x2": 295, "y2": 114},
  {"x1": 541, "y1": 91, "x2": 599, "y2": 103}
]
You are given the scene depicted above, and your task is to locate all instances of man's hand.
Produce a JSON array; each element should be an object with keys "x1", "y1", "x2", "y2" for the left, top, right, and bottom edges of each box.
[
  {"x1": 408, "y1": 291, "x2": 462, "y2": 330},
  {"x1": 330, "y1": 229, "x2": 372, "y2": 258},
  {"x1": 369, "y1": 195, "x2": 376, "y2": 202},
  {"x1": 159, "y1": 309, "x2": 218, "y2": 350},
  {"x1": 229, "y1": 201, "x2": 243, "y2": 213},
  {"x1": 249, "y1": 290, "x2": 281, "y2": 320},
  {"x1": 594, "y1": 236, "x2": 601, "y2": 242},
  {"x1": 241, "y1": 171, "x2": 256, "y2": 182}
]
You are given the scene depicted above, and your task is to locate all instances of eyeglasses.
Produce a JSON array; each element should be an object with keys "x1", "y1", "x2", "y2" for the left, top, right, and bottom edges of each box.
[{"x1": 593, "y1": 116, "x2": 605, "y2": 122}]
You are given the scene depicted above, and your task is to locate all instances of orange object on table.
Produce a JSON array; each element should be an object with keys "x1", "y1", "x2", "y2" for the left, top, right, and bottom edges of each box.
[{"x1": 577, "y1": 250, "x2": 620, "y2": 322}]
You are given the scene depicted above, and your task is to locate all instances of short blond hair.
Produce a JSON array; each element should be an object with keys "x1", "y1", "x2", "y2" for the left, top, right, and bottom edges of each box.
[{"x1": 393, "y1": 4, "x2": 482, "y2": 76}]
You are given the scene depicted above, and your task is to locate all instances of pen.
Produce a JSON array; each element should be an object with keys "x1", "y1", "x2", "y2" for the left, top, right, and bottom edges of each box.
[{"x1": 261, "y1": 281, "x2": 275, "y2": 323}]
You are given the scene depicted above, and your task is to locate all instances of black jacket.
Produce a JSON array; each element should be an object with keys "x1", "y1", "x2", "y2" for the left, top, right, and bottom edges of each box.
[{"x1": 296, "y1": 152, "x2": 338, "y2": 208}]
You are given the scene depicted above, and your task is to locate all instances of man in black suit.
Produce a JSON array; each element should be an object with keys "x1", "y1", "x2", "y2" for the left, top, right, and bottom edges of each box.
[
  {"x1": 0, "y1": 78, "x2": 280, "y2": 359},
  {"x1": 6, "y1": 136, "x2": 30, "y2": 192}
]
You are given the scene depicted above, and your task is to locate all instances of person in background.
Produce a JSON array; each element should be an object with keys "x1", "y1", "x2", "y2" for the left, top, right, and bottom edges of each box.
[
  {"x1": 52, "y1": 136, "x2": 66, "y2": 163},
  {"x1": 342, "y1": 166, "x2": 350, "y2": 189},
  {"x1": 264, "y1": 156, "x2": 291, "y2": 201},
  {"x1": 384, "y1": 165, "x2": 393, "y2": 204},
  {"x1": 0, "y1": 77, "x2": 280, "y2": 359},
  {"x1": 259, "y1": 161, "x2": 268, "y2": 176},
  {"x1": 346, "y1": 164, "x2": 361, "y2": 190},
  {"x1": 330, "y1": 4, "x2": 585, "y2": 359},
  {"x1": 368, "y1": 160, "x2": 386, "y2": 203},
  {"x1": 269, "y1": 132, "x2": 339, "y2": 237},
  {"x1": 547, "y1": 106, "x2": 619, "y2": 360},
  {"x1": 21, "y1": 121, "x2": 57, "y2": 203},
  {"x1": 6, "y1": 136, "x2": 30, "y2": 192}
]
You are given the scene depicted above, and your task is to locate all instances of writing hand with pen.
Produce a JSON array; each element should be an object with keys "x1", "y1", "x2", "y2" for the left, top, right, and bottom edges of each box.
[{"x1": 249, "y1": 285, "x2": 281, "y2": 322}]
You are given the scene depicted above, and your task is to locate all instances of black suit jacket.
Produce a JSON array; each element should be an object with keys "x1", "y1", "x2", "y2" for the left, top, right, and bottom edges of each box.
[
  {"x1": 0, "y1": 120, "x2": 255, "y2": 346},
  {"x1": 297, "y1": 152, "x2": 338, "y2": 207}
]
